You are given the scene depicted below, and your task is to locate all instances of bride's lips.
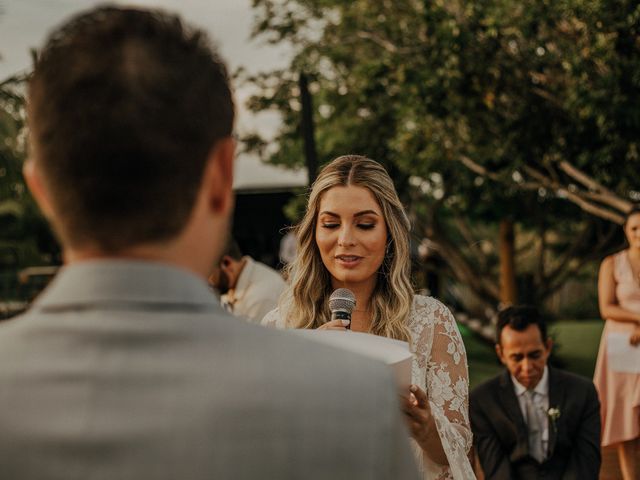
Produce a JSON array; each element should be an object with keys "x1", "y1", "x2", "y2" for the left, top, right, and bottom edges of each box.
[{"x1": 335, "y1": 254, "x2": 363, "y2": 267}]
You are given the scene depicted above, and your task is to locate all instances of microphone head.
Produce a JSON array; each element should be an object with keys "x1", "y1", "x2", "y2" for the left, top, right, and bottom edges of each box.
[{"x1": 329, "y1": 288, "x2": 356, "y2": 313}]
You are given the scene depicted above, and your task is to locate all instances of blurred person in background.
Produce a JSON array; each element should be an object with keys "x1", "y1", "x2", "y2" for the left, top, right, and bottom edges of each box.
[
  {"x1": 263, "y1": 155, "x2": 475, "y2": 480},
  {"x1": 0, "y1": 6, "x2": 419, "y2": 479},
  {"x1": 209, "y1": 237, "x2": 285, "y2": 322},
  {"x1": 470, "y1": 306, "x2": 600, "y2": 479},
  {"x1": 594, "y1": 206, "x2": 640, "y2": 480}
]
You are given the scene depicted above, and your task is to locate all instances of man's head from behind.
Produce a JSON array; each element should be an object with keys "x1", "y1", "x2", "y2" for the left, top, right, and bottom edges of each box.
[
  {"x1": 495, "y1": 305, "x2": 552, "y2": 390},
  {"x1": 26, "y1": 6, "x2": 234, "y2": 256}
]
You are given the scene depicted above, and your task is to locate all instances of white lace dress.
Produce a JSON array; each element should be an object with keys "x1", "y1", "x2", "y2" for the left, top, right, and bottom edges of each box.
[{"x1": 262, "y1": 294, "x2": 475, "y2": 479}]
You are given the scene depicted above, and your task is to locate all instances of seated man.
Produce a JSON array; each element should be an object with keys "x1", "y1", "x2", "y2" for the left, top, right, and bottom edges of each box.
[
  {"x1": 209, "y1": 238, "x2": 285, "y2": 322},
  {"x1": 0, "y1": 6, "x2": 419, "y2": 479},
  {"x1": 470, "y1": 305, "x2": 601, "y2": 479}
]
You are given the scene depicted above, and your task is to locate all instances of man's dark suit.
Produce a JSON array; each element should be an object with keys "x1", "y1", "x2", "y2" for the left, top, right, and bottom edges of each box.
[{"x1": 470, "y1": 367, "x2": 601, "y2": 480}]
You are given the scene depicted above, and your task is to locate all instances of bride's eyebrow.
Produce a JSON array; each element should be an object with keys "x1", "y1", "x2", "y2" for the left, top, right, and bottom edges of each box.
[
  {"x1": 354, "y1": 210, "x2": 379, "y2": 217},
  {"x1": 318, "y1": 210, "x2": 380, "y2": 217}
]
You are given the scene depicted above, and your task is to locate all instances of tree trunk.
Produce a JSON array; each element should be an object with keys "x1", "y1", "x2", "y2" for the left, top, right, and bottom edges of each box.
[
  {"x1": 499, "y1": 219, "x2": 517, "y2": 305},
  {"x1": 299, "y1": 72, "x2": 318, "y2": 185}
]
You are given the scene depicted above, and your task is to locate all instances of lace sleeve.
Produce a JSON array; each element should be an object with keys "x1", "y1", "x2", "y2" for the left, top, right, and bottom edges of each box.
[{"x1": 410, "y1": 296, "x2": 475, "y2": 480}]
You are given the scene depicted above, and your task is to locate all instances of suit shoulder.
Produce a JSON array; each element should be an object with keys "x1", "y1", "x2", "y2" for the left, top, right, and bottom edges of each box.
[
  {"x1": 470, "y1": 373, "x2": 503, "y2": 400},
  {"x1": 550, "y1": 367, "x2": 597, "y2": 392}
]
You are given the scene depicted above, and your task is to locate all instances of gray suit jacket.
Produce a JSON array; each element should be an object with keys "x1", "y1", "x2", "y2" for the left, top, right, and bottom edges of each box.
[{"x1": 0, "y1": 261, "x2": 418, "y2": 480}]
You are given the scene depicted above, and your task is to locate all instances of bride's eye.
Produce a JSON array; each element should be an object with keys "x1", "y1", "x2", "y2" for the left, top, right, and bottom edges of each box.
[{"x1": 357, "y1": 223, "x2": 375, "y2": 230}]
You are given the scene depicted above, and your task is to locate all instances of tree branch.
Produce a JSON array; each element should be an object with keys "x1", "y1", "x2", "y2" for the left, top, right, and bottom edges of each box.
[
  {"x1": 558, "y1": 160, "x2": 632, "y2": 213},
  {"x1": 452, "y1": 216, "x2": 489, "y2": 269},
  {"x1": 420, "y1": 204, "x2": 501, "y2": 302},
  {"x1": 356, "y1": 31, "x2": 401, "y2": 53},
  {"x1": 458, "y1": 155, "x2": 501, "y2": 181},
  {"x1": 456, "y1": 157, "x2": 630, "y2": 224},
  {"x1": 522, "y1": 165, "x2": 626, "y2": 224},
  {"x1": 545, "y1": 221, "x2": 593, "y2": 281}
]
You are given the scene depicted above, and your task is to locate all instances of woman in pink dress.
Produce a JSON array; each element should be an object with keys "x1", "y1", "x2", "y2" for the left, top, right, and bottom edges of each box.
[{"x1": 594, "y1": 207, "x2": 640, "y2": 480}]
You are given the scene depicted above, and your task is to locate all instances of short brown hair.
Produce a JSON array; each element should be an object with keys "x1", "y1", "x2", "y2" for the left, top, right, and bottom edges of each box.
[
  {"x1": 28, "y1": 6, "x2": 234, "y2": 251},
  {"x1": 495, "y1": 305, "x2": 548, "y2": 344}
]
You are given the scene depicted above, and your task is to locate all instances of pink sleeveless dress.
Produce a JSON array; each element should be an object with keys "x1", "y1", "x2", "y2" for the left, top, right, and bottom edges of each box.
[{"x1": 593, "y1": 250, "x2": 640, "y2": 446}]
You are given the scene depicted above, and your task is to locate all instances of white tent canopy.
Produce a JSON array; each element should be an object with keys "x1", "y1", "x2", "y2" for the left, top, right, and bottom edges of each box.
[{"x1": 232, "y1": 154, "x2": 308, "y2": 194}]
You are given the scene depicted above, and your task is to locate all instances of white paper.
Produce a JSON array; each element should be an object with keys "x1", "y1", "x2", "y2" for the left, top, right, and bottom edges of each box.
[
  {"x1": 607, "y1": 332, "x2": 640, "y2": 373},
  {"x1": 292, "y1": 330, "x2": 412, "y2": 388}
]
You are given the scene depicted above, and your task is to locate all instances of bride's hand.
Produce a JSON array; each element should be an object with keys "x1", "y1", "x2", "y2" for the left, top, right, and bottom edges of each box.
[
  {"x1": 401, "y1": 384, "x2": 447, "y2": 464},
  {"x1": 317, "y1": 319, "x2": 350, "y2": 330},
  {"x1": 402, "y1": 385, "x2": 434, "y2": 448}
]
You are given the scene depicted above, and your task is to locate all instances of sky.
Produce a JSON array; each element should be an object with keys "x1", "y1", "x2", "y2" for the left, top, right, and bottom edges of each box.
[
  {"x1": 0, "y1": 0, "x2": 291, "y2": 137},
  {"x1": 0, "y1": 0, "x2": 307, "y2": 186}
]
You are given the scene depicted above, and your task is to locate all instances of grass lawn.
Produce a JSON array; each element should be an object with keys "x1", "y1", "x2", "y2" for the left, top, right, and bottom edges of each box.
[
  {"x1": 549, "y1": 319, "x2": 604, "y2": 378},
  {"x1": 459, "y1": 320, "x2": 605, "y2": 389}
]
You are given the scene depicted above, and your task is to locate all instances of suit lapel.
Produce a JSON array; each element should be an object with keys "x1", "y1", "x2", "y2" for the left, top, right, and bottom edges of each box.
[
  {"x1": 547, "y1": 367, "x2": 564, "y2": 457},
  {"x1": 498, "y1": 370, "x2": 529, "y2": 459}
]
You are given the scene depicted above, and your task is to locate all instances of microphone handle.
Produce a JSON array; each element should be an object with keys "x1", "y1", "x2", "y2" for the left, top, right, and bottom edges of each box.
[{"x1": 331, "y1": 310, "x2": 351, "y2": 329}]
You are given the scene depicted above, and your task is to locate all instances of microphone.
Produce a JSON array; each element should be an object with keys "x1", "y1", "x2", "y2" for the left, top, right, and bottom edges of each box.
[{"x1": 329, "y1": 288, "x2": 356, "y2": 329}]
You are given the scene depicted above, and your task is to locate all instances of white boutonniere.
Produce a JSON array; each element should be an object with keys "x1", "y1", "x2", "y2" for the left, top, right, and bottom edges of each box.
[{"x1": 547, "y1": 407, "x2": 561, "y2": 432}]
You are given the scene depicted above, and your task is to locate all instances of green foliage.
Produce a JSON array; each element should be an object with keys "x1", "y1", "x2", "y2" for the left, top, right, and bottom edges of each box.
[
  {"x1": 0, "y1": 74, "x2": 59, "y2": 272},
  {"x1": 245, "y1": 0, "x2": 638, "y2": 315},
  {"x1": 247, "y1": 0, "x2": 639, "y2": 203}
]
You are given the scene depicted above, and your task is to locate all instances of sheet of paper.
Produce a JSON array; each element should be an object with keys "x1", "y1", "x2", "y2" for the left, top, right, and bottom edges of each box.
[
  {"x1": 292, "y1": 330, "x2": 412, "y2": 388},
  {"x1": 607, "y1": 332, "x2": 640, "y2": 373}
]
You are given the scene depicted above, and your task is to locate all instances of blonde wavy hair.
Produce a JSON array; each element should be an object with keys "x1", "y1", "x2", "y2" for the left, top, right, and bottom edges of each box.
[{"x1": 281, "y1": 155, "x2": 413, "y2": 341}]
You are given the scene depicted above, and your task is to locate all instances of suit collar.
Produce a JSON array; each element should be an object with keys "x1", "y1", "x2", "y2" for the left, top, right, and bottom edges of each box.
[
  {"x1": 32, "y1": 260, "x2": 219, "y2": 311},
  {"x1": 498, "y1": 370, "x2": 524, "y2": 423},
  {"x1": 547, "y1": 366, "x2": 564, "y2": 456},
  {"x1": 500, "y1": 366, "x2": 564, "y2": 461},
  {"x1": 498, "y1": 370, "x2": 530, "y2": 459}
]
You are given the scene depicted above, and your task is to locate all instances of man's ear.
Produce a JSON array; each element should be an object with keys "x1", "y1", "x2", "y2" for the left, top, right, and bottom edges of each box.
[
  {"x1": 545, "y1": 337, "x2": 553, "y2": 354},
  {"x1": 220, "y1": 255, "x2": 233, "y2": 272},
  {"x1": 204, "y1": 136, "x2": 235, "y2": 215},
  {"x1": 23, "y1": 158, "x2": 54, "y2": 218},
  {"x1": 495, "y1": 344, "x2": 506, "y2": 365}
]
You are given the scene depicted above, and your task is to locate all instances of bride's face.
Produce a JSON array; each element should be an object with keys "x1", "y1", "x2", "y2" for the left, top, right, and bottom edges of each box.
[{"x1": 315, "y1": 185, "x2": 387, "y2": 291}]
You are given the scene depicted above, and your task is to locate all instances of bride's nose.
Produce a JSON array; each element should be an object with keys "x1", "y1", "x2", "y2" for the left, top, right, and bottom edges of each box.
[{"x1": 337, "y1": 226, "x2": 356, "y2": 247}]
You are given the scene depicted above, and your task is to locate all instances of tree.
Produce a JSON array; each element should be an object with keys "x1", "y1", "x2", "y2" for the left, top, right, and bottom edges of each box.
[
  {"x1": 0, "y1": 72, "x2": 59, "y2": 277},
  {"x1": 243, "y1": 0, "x2": 639, "y2": 322}
]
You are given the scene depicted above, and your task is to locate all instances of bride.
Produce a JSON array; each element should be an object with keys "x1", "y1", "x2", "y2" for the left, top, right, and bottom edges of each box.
[{"x1": 263, "y1": 155, "x2": 475, "y2": 479}]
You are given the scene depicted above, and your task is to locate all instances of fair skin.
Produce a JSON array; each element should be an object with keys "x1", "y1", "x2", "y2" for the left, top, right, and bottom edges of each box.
[
  {"x1": 23, "y1": 137, "x2": 235, "y2": 277},
  {"x1": 598, "y1": 212, "x2": 640, "y2": 480},
  {"x1": 315, "y1": 185, "x2": 387, "y2": 331},
  {"x1": 314, "y1": 184, "x2": 448, "y2": 465},
  {"x1": 496, "y1": 324, "x2": 552, "y2": 390},
  {"x1": 599, "y1": 213, "x2": 640, "y2": 346}
]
